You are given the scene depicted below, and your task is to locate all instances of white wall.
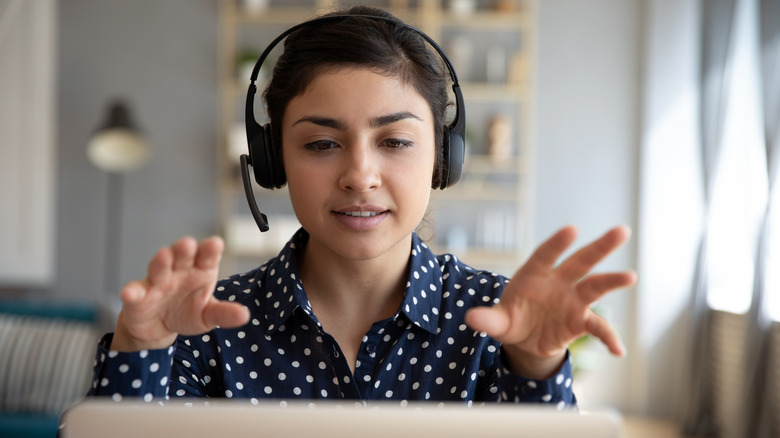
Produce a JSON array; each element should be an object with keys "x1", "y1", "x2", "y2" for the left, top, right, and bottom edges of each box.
[
  {"x1": 536, "y1": 0, "x2": 705, "y2": 420},
  {"x1": 535, "y1": 0, "x2": 642, "y2": 413},
  {"x1": 634, "y1": 0, "x2": 703, "y2": 419},
  {"x1": 55, "y1": 0, "x2": 219, "y2": 304}
]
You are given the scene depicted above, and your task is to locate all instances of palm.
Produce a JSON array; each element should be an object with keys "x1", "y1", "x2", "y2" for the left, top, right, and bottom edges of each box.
[
  {"x1": 113, "y1": 237, "x2": 249, "y2": 351},
  {"x1": 465, "y1": 226, "x2": 636, "y2": 370}
]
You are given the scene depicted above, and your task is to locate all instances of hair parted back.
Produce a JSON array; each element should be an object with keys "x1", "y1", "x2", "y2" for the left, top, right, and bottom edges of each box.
[{"x1": 262, "y1": 5, "x2": 451, "y2": 185}]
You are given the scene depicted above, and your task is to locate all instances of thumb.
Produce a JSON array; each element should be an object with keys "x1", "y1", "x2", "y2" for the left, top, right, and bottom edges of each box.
[
  {"x1": 202, "y1": 300, "x2": 250, "y2": 330},
  {"x1": 465, "y1": 305, "x2": 511, "y2": 339}
]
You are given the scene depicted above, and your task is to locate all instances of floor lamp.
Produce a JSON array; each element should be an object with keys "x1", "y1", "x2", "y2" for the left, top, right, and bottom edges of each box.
[{"x1": 86, "y1": 99, "x2": 149, "y2": 304}]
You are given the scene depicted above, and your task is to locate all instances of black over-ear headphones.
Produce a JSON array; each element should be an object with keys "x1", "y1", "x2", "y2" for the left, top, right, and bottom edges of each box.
[{"x1": 240, "y1": 14, "x2": 466, "y2": 232}]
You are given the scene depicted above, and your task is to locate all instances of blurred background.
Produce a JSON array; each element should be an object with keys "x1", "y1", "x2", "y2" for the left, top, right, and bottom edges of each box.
[{"x1": 1, "y1": 0, "x2": 778, "y2": 437}]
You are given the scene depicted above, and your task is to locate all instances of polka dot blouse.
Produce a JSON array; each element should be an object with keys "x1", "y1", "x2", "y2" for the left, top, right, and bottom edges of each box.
[{"x1": 88, "y1": 229, "x2": 576, "y2": 408}]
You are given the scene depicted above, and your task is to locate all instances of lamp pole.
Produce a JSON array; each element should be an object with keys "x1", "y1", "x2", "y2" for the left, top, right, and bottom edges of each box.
[
  {"x1": 87, "y1": 99, "x2": 149, "y2": 301},
  {"x1": 104, "y1": 171, "x2": 123, "y2": 300}
]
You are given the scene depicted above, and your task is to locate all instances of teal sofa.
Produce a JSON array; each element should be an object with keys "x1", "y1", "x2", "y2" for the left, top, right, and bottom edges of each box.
[{"x1": 0, "y1": 301, "x2": 101, "y2": 438}]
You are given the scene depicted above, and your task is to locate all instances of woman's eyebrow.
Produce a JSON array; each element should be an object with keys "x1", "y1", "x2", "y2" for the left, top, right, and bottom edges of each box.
[
  {"x1": 369, "y1": 111, "x2": 423, "y2": 128},
  {"x1": 291, "y1": 112, "x2": 422, "y2": 130},
  {"x1": 292, "y1": 116, "x2": 345, "y2": 129}
]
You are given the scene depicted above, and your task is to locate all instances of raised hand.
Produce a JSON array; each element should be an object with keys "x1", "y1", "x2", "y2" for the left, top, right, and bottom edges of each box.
[
  {"x1": 464, "y1": 226, "x2": 636, "y2": 379},
  {"x1": 110, "y1": 236, "x2": 250, "y2": 352}
]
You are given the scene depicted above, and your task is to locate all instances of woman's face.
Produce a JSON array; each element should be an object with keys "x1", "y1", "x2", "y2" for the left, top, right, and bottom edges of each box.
[{"x1": 282, "y1": 67, "x2": 436, "y2": 263}]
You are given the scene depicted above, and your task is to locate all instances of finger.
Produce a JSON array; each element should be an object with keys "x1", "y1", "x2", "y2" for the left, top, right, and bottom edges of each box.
[
  {"x1": 194, "y1": 236, "x2": 225, "y2": 270},
  {"x1": 119, "y1": 281, "x2": 147, "y2": 304},
  {"x1": 556, "y1": 225, "x2": 630, "y2": 282},
  {"x1": 584, "y1": 311, "x2": 625, "y2": 357},
  {"x1": 201, "y1": 300, "x2": 250, "y2": 330},
  {"x1": 464, "y1": 305, "x2": 511, "y2": 340},
  {"x1": 576, "y1": 271, "x2": 637, "y2": 303},
  {"x1": 147, "y1": 246, "x2": 173, "y2": 287},
  {"x1": 521, "y1": 226, "x2": 578, "y2": 274},
  {"x1": 171, "y1": 236, "x2": 197, "y2": 271}
]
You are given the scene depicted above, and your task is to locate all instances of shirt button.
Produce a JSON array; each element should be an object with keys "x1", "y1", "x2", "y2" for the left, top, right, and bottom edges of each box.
[
  {"x1": 332, "y1": 345, "x2": 340, "y2": 358},
  {"x1": 365, "y1": 344, "x2": 376, "y2": 354}
]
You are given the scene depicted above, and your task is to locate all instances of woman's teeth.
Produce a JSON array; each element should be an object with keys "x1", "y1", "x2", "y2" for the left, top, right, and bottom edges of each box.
[{"x1": 342, "y1": 211, "x2": 381, "y2": 217}]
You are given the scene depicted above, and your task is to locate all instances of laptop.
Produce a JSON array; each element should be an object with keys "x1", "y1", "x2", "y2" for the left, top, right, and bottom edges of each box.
[{"x1": 60, "y1": 399, "x2": 623, "y2": 438}]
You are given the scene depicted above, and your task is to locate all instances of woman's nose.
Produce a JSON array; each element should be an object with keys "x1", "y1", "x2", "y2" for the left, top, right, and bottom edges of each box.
[{"x1": 338, "y1": 143, "x2": 381, "y2": 192}]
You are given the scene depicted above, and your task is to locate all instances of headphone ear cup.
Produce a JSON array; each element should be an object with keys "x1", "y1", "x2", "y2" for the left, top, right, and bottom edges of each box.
[
  {"x1": 447, "y1": 128, "x2": 465, "y2": 188},
  {"x1": 250, "y1": 123, "x2": 286, "y2": 189},
  {"x1": 248, "y1": 123, "x2": 270, "y2": 189},
  {"x1": 434, "y1": 127, "x2": 465, "y2": 189},
  {"x1": 264, "y1": 124, "x2": 287, "y2": 188}
]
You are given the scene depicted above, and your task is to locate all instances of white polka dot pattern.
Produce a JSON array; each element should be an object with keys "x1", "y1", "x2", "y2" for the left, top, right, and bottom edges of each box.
[{"x1": 88, "y1": 230, "x2": 576, "y2": 407}]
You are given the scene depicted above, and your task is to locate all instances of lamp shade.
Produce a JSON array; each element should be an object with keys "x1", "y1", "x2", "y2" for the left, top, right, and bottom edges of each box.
[{"x1": 87, "y1": 100, "x2": 149, "y2": 173}]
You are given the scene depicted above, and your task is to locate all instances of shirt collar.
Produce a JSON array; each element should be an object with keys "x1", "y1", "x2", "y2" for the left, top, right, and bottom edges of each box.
[
  {"x1": 258, "y1": 229, "x2": 442, "y2": 335},
  {"x1": 256, "y1": 228, "x2": 312, "y2": 334},
  {"x1": 399, "y1": 233, "x2": 442, "y2": 334}
]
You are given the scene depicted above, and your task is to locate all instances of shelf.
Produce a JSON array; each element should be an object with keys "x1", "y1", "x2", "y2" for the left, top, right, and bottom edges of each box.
[
  {"x1": 433, "y1": 184, "x2": 520, "y2": 202},
  {"x1": 227, "y1": 7, "x2": 321, "y2": 25},
  {"x1": 223, "y1": 214, "x2": 300, "y2": 258},
  {"x1": 426, "y1": 245, "x2": 524, "y2": 271},
  {"x1": 462, "y1": 154, "x2": 522, "y2": 173},
  {"x1": 226, "y1": 5, "x2": 416, "y2": 27},
  {"x1": 224, "y1": 2, "x2": 532, "y2": 29},
  {"x1": 440, "y1": 10, "x2": 531, "y2": 31},
  {"x1": 461, "y1": 82, "x2": 529, "y2": 101}
]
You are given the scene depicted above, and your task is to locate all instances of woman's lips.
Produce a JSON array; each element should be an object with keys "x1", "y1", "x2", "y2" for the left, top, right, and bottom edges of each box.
[{"x1": 332, "y1": 209, "x2": 389, "y2": 230}]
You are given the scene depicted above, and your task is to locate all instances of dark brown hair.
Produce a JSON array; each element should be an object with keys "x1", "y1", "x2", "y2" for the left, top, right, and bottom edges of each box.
[{"x1": 262, "y1": 5, "x2": 450, "y2": 184}]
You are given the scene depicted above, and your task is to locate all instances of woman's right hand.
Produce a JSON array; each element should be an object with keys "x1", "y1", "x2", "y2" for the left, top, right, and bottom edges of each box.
[{"x1": 110, "y1": 236, "x2": 250, "y2": 352}]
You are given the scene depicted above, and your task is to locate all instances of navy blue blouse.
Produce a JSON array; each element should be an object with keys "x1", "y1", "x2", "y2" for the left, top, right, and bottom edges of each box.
[{"x1": 88, "y1": 229, "x2": 576, "y2": 408}]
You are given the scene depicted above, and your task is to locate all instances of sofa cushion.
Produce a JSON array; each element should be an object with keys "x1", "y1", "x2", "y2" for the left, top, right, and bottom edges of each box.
[{"x1": 0, "y1": 313, "x2": 99, "y2": 416}]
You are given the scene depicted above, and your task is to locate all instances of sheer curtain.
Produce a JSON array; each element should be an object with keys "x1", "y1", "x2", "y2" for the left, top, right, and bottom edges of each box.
[
  {"x1": 682, "y1": 0, "x2": 780, "y2": 437},
  {"x1": 680, "y1": 0, "x2": 735, "y2": 434},
  {"x1": 747, "y1": 1, "x2": 780, "y2": 437}
]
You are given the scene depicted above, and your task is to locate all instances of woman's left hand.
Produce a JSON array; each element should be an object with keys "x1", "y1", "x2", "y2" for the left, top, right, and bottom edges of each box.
[{"x1": 464, "y1": 225, "x2": 637, "y2": 379}]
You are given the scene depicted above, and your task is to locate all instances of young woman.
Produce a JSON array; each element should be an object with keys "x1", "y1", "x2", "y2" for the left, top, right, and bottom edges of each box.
[{"x1": 88, "y1": 6, "x2": 635, "y2": 407}]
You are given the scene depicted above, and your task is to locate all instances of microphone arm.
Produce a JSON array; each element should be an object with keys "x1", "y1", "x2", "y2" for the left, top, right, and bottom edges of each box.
[{"x1": 239, "y1": 154, "x2": 270, "y2": 232}]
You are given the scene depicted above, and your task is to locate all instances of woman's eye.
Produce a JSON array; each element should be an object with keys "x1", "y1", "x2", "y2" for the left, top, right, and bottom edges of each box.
[
  {"x1": 305, "y1": 140, "x2": 339, "y2": 151},
  {"x1": 381, "y1": 138, "x2": 413, "y2": 149}
]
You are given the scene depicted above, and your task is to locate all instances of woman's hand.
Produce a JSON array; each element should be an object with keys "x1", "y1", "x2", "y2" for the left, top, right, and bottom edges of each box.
[
  {"x1": 464, "y1": 225, "x2": 636, "y2": 379},
  {"x1": 110, "y1": 236, "x2": 250, "y2": 352}
]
